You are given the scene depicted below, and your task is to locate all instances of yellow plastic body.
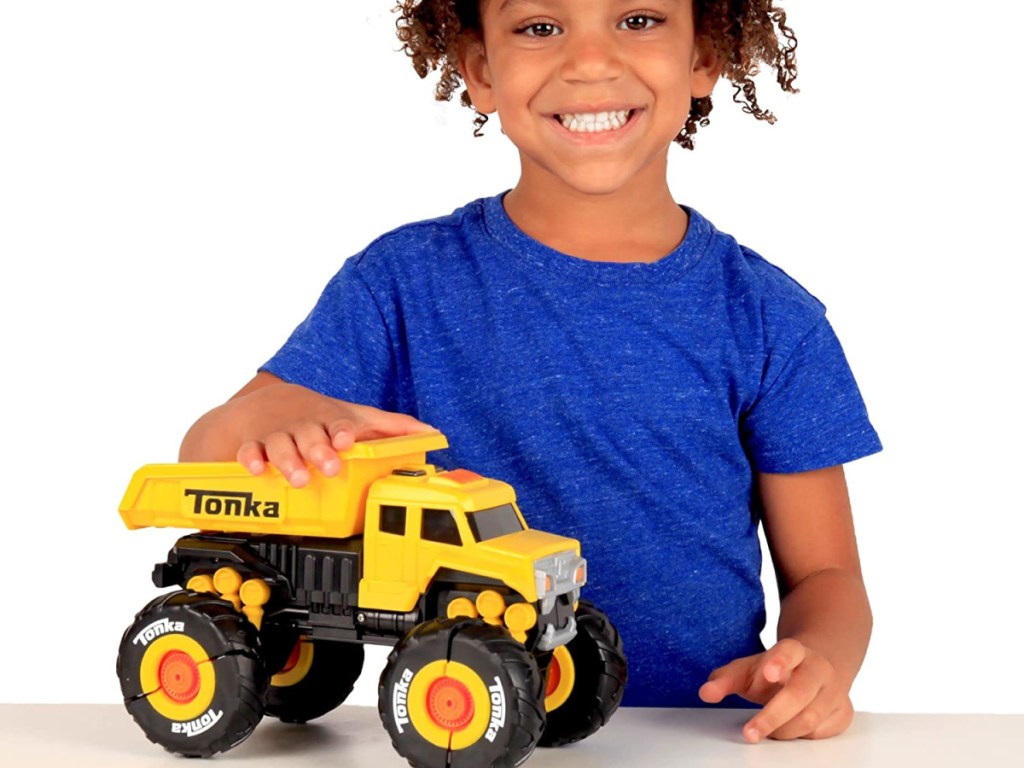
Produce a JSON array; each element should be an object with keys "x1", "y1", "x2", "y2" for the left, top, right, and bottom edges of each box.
[
  {"x1": 119, "y1": 433, "x2": 451, "y2": 538},
  {"x1": 119, "y1": 432, "x2": 581, "y2": 614},
  {"x1": 358, "y1": 465, "x2": 577, "y2": 612}
]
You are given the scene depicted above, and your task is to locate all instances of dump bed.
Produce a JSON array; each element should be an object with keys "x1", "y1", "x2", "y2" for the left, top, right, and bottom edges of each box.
[{"x1": 119, "y1": 432, "x2": 449, "y2": 539}]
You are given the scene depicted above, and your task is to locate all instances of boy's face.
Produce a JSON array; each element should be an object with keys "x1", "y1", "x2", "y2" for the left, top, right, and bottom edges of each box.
[{"x1": 458, "y1": 0, "x2": 720, "y2": 198}]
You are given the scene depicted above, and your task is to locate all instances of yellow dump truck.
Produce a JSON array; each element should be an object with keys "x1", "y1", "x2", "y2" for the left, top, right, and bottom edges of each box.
[{"x1": 116, "y1": 432, "x2": 625, "y2": 767}]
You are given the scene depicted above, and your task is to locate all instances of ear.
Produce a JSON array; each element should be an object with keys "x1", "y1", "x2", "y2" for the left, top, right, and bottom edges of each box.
[
  {"x1": 456, "y1": 34, "x2": 497, "y2": 114},
  {"x1": 689, "y1": 35, "x2": 724, "y2": 99}
]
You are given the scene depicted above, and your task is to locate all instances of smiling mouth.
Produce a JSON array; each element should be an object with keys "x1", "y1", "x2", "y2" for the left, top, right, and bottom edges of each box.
[{"x1": 553, "y1": 109, "x2": 640, "y2": 134}]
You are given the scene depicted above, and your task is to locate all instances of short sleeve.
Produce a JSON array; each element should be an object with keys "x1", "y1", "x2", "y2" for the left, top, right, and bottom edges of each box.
[
  {"x1": 740, "y1": 317, "x2": 882, "y2": 473},
  {"x1": 260, "y1": 256, "x2": 397, "y2": 410}
]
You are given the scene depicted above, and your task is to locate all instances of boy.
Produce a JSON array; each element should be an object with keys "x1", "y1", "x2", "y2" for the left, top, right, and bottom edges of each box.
[{"x1": 181, "y1": 0, "x2": 880, "y2": 744}]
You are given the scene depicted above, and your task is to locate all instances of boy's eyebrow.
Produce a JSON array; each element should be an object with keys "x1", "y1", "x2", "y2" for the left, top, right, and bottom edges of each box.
[
  {"x1": 498, "y1": 0, "x2": 669, "y2": 15},
  {"x1": 498, "y1": 0, "x2": 550, "y2": 14}
]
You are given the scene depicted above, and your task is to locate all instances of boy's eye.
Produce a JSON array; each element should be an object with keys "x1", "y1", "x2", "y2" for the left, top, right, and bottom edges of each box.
[
  {"x1": 620, "y1": 14, "x2": 665, "y2": 31},
  {"x1": 517, "y1": 21, "x2": 561, "y2": 37}
]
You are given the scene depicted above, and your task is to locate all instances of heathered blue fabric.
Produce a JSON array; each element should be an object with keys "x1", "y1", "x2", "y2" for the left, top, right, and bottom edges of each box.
[{"x1": 262, "y1": 192, "x2": 882, "y2": 707}]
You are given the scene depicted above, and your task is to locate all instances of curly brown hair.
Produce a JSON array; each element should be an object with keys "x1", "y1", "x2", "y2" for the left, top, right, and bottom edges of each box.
[{"x1": 394, "y1": 0, "x2": 798, "y2": 149}]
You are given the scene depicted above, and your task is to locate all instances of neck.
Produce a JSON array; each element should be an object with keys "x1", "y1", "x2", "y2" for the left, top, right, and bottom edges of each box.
[{"x1": 502, "y1": 160, "x2": 688, "y2": 264}]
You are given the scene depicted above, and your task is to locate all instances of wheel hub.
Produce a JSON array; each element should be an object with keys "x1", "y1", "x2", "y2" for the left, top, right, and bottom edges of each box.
[
  {"x1": 426, "y1": 675, "x2": 475, "y2": 731},
  {"x1": 546, "y1": 655, "x2": 562, "y2": 697},
  {"x1": 158, "y1": 650, "x2": 201, "y2": 704}
]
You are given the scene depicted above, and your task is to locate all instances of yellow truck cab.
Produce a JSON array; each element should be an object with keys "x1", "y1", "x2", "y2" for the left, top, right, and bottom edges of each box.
[{"x1": 116, "y1": 432, "x2": 624, "y2": 768}]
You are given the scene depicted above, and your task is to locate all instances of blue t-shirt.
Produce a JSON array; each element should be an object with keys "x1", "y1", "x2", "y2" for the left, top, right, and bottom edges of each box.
[{"x1": 263, "y1": 192, "x2": 882, "y2": 707}]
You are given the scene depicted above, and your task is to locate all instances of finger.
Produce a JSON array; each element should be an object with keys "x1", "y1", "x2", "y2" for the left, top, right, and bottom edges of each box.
[
  {"x1": 292, "y1": 422, "x2": 341, "y2": 477},
  {"x1": 353, "y1": 405, "x2": 436, "y2": 439},
  {"x1": 263, "y1": 432, "x2": 311, "y2": 488},
  {"x1": 697, "y1": 679, "x2": 728, "y2": 704},
  {"x1": 701, "y1": 653, "x2": 784, "y2": 706},
  {"x1": 237, "y1": 441, "x2": 267, "y2": 476},
  {"x1": 743, "y1": 665, "x2": 823, "y2": 743},
  {"x1": 698, "y1": 657, "x2": 756, "y2": 704},
  {"x1": 760, "y1": 639, "x2": 806, "y2": 685},
  {"x1": 328, "y1": 411, "x2": 436, "y2": 451},
  {"x1": 326, "y1": 418, "x2": 359, "y2": 452}
]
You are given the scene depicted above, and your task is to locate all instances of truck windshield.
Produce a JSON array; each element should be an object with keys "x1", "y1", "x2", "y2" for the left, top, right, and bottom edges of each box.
[{"x1": 467, "y1": 503, "x2": 524, "y2": 542}]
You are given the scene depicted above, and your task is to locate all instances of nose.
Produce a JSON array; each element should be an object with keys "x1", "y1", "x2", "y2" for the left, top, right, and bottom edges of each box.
[{"x1": 559, "y1": 26, "x2": 624, "y2": 83}]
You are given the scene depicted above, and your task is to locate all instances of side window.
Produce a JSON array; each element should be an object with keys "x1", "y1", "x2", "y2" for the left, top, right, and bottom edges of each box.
[
  {"x1": 422, "y1": 508, "x2": 462, "y2": 546},
  {"x1": 380, "y1": 505, "x2": 406, "y2": 536}
]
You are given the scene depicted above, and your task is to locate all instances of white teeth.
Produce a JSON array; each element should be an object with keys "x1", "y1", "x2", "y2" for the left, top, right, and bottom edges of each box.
[{"x1": 557, "y1": 110, "x2": 631, "y2": 132}]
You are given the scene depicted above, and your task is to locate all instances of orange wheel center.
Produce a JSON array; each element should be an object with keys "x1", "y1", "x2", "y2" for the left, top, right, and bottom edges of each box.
[
  {"x1": 546, "y1": 656, "x2": 562, "y2": 697},
  {"x1": 279, "y1": 640, "x2": 302, "y2": 674},
  {"x1": 158, "y1": 650, "x2": 201, "y2": 703},
  {"x1": 426, "y1": 676, "x2": 475, "y2": 731}
]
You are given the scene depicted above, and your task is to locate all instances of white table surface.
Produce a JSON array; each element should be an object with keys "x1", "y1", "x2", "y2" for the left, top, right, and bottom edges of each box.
[{"x1": 1, "y1": 703, "x2": 1020, "y2": 767}]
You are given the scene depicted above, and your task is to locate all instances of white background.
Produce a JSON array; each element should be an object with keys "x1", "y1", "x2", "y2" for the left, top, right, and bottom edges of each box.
[{"x1": 1, "y1": 0, "x2": 1021, "y2": 714}]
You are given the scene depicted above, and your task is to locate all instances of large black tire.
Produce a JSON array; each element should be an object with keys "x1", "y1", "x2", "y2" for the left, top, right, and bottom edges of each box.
[
  {"x1": 378, "y1": 618, "x2": 546, "y2": 768},
  {"x1": 539, "y1": 601, "x2": 627, "y2": 747},
  {"x1": 116, "y1": 591, "x2": 267, "y2": 758},
  {"x1": 265, "y1": 638, "x2": 365, "y2": 723}
]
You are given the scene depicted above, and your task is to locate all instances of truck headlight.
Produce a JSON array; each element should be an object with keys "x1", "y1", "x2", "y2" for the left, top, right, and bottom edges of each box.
[
  {"x1": 535, "y1": 569, "x2": 554, "y2": 599},
  {"x1": 573, "y1": 561, "x2": 587, "y2": 585}
]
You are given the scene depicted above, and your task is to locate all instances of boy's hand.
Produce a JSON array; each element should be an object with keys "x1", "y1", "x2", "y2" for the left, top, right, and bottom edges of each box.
[
  {"x1": 697, "y1": 638, "x2": 854, "y2": 743},
  {"x1": 234, "y1": 389, "x2": 435, "y2": 488},
  {"x1": 181, "y1": 374, "x2": 437, "y2": 488}
]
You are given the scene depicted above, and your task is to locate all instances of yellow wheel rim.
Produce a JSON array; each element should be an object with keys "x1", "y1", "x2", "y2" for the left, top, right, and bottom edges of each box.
[
  {"x1": 139, "y1": 634, "x2": 216, "y2": 721},
  {"x1": 271, "y1": 639, "x2": 315, "y2": 688},
  {"x1": 407, "y1": 659, "x2": 492, "y2": 750},
  {"x1": 544, "y1": 645, "x2": 575, "y2": 713}
]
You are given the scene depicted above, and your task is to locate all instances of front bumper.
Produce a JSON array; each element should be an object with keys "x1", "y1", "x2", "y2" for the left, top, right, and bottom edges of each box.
[
  {"x1": 534, "y1": 593, "x2": 577, "y2": 651},
  {"x1": 533, "y1": 551, "x2": 586, "y2": 651}
]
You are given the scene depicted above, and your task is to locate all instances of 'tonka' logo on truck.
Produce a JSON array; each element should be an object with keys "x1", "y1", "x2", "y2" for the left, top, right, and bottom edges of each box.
[
  {"x1": 393, "y1": 668, "x2": 414, "y2": 733},
  {"x1": 171, "y1": 708, "x2": 223, "y2": 738},
  {"x1": 485, "y1": 677, "x2": 506, "y2": 743},
  {"x1": 132, "y1": 617, "x2": 184, "y2": 647},
  {"x1": 184, "y1": 489, "x2": 280, "y2": 519}
]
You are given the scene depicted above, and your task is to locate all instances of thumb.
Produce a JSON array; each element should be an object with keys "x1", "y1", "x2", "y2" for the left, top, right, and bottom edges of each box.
[
  {"x1": 359, "y1": 406, "x2": 436, "y2": 437},
  {"x1": 329, "y1": 405, "x2": 436, "y2": 448}
]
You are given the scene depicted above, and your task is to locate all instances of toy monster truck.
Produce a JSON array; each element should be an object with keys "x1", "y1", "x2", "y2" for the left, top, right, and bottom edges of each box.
[{"x1": 116, "y1": 432, "x2": 626, "y2": 767}]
